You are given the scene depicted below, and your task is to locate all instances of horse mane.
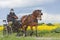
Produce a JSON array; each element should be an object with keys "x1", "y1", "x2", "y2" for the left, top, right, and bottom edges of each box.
[{"x1": 32, "y1": 10, "x2": 41, "y2": 17}]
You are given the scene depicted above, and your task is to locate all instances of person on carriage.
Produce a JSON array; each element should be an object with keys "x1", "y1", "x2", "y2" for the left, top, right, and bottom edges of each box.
[{"x1": 7, "y1": 8, "x2": 18, "y2": 27}]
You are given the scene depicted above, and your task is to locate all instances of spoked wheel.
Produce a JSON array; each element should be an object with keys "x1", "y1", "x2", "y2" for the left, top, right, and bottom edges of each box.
[
  {"x1": 7, "y1": 26, "x2": 13, "y2": 35},
  {"x1": 3, "y1": 25, "x2": 13, "y2": 36},
  {"x1": 3, "y1": 27, "x2": 7, "y2": 35}
]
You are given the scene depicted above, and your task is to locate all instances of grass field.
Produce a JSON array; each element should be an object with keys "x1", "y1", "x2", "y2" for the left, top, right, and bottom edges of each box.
[
  {"x1": 0, "y1": 23, "x2": 60, "y2": 40},
  {"x1": 0, "y1": 31, "x2": 60, "y2": 40}
]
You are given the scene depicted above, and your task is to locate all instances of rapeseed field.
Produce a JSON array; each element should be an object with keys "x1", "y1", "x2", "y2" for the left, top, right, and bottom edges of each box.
[{"x1": 0, "y1": 23, "x2": 60, "y2": 31}]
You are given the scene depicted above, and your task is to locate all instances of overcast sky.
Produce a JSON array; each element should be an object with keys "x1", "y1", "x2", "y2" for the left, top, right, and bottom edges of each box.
[{"x1": 0, "y1": 0, "x2": 60, "y2": 25}]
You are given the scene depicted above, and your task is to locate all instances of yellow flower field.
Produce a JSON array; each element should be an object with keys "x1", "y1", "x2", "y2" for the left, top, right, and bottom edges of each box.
[
  {"x1": 27, "y1": 25, "x2": 58, "y2": 31},
  {"x1": 0, "y1": 24, "x2": 60, "y2": 31},
  {"x1": 0, "y1": 26, "x2": 4, "y2": 31}
]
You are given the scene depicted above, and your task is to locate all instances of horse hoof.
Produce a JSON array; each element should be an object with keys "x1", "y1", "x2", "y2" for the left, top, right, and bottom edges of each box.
[
  {"x1": 30, "y1": 34, "x2": 32, "y2": 36},
  {"x1": 16, "y1": 34, "x2": 21, "y2": 37}
]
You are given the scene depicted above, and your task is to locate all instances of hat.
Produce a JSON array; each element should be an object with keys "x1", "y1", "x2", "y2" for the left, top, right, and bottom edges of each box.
[{"x1": 10, "y1": 8, "x2": 14, "y2": 11}]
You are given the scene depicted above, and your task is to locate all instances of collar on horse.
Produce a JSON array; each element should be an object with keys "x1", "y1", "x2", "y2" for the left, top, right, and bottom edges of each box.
[{"x1": 28, "y1": 14, "x2": 38, "y2": 23}]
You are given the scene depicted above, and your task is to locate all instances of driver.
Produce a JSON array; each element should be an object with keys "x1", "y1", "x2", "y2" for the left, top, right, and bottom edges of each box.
[{"x1": 7, "y1": 8, "x2": 18, "y2": 27}]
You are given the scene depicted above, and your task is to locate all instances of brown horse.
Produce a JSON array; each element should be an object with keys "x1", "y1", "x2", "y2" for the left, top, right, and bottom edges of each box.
[{"x1": 21, "y1": 10, "x2": 43, "y2": 36}]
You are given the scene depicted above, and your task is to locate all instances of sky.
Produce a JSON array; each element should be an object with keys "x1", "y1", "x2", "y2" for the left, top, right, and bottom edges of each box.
[{"x1": 0, "y1": 0, "x2": 60, "y2": 25}]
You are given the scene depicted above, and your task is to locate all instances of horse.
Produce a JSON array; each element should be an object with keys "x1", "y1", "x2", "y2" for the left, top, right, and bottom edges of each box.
[{"x1": 21, "y1": 10, "x2": 43, "y2": 36}]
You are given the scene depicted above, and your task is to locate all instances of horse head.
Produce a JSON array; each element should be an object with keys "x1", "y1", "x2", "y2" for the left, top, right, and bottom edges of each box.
[{"x1": 32, "y1": 10, "x2": 43, "y2": 20}]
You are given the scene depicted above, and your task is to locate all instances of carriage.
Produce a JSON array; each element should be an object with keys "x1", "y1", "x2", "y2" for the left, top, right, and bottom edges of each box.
[
  {"x1": 3, "y1": 20, "x2": 13, "y2": 35},
  {"x1": 3, "y1": 9, "x2": 43, "y2": 37},
  {"x1": 3, "y1": 19, "x2": 22, "y2": 36}
]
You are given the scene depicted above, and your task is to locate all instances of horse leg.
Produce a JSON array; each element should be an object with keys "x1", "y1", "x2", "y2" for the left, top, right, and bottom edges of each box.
[
  {"x1": 35, "y1": 26, "x2": 38, "y2": 37},
  {"x1": 23, "y1": 25, "x2": 27, "y2": 37},
  {"x1": 24, "y1": 27, "x2": 28, "y2": 37},
  {"x1": 16, "y1": 29, "x2": 21, "y2": 37},
  {"x1": 15, "y1": 25, "x2": 21, "y2": 37},
  {"x1": 7, "y1": 26, "x2": 12, "y2": 35},
  {"x1": 30, "y1": 26, "x2": 33, "y2": 36}
]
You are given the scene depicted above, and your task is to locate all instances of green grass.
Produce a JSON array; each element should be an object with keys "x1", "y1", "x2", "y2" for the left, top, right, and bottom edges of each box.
[
  {"x1": 0, "y1": 36, "x2": 35, "y2": 40},
  {"x1": 0, "y1": 31, "x2": 60, "y2": 40},
  {"x1": 0, "y1": 31, "x2": 35, "y2": 40}
]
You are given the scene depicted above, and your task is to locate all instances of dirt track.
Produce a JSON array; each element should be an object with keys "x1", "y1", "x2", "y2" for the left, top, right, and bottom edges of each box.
[{"x1": 36, "y1": 37, "x2": 60, "y2": 40}]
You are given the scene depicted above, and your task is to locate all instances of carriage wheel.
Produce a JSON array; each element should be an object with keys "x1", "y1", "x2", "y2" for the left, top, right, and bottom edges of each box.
[{"x1": 3, "y1": 27, "x2": 7, "y2": 35}]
